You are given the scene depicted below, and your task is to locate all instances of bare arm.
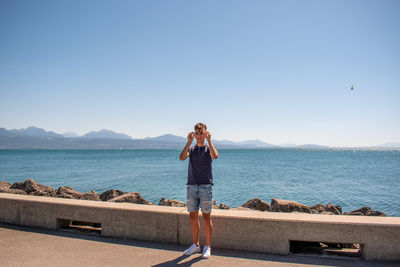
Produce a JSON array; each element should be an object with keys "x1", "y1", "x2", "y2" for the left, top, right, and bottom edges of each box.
[
  {"x1": 205, "y1": 131, "x2": 219, "y2": 159},
  {"x1": 179, "y1": 132, "x2": 194, "y2": 161}
]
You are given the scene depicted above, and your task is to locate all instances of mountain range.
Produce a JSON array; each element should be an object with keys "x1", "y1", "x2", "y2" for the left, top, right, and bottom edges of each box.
[{"x1": 0, "y1": 126, "x2": 399, "y2": 149}]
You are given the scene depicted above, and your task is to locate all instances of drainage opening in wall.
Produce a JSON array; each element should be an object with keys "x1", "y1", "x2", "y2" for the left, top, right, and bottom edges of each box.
[
  {"x1": 290, "y1": 241, "x2": 362, "y2": 259},
  {"x1": 57, "y1": 218, "x2": 101, "y2": 235}
]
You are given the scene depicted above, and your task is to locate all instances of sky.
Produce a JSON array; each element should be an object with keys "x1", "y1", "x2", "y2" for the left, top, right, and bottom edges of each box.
[{"x1": 0, "y1": 0, "x2": 399, "y2": 147}]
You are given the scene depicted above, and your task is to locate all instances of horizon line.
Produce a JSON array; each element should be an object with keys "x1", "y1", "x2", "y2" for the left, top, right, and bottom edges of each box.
[{"x1": 1, "y1": 126, "x2": 399, "y2": 148}]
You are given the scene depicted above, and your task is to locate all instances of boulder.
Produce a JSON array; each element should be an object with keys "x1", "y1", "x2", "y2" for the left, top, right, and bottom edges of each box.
[
  {"x1": 10, "y1": 179, "x2": 56, "y2": 197},
  {"x1": 219, "y1": 203, "x2": 230, "y2": 210},
  {"x1": 269, "y1": 198, "x2": 311, "y2": 213},
  {"x1": 351, "y1": 206, "x2": 372, "y2": 215},
  {"x1": 81, "y1": 190, "x2": 100, "y2": 201},
  {"x1": 369, "y1": 210, "x2": 386, "y2": 217},
  {"x1": 108, "y1": 192, "x2": 153, "y2": 205},
  {"x1": 159, "y1": 197, "x2": 186, "y2": 207},
  {"x1": 310, "y1": 209, "x2": 320, "y2": 214},
  {"x1": 0, "y1": 181, "x2": 25, "y2": 194},
  {"x1": 212, "y1": 200, "x2": 219, "y2": 209},
  {"x1": 310, "y1": 204, "x2": 325, "y2": 213},
  {"x1": 241, "y1": 198, "x2": 270, "y2": 211},
  {"x1": 100, "y1": 189, "x2": 127, "y2": 201},
  {"x1": 56, "y1": 186, "x2": 84, "y2": 199},
  {"x1": 326, "y1": 203, "x2": 341, "y2": 215},
  {"x1": 0, "y1": 188, "x2": 28, "y2": 195},
  {"x1": 0, "y1": 181, "x2": 11, "y2": 190},
  {"x1": 347, "y1": 207, "x2": 386, "y2": 216},
  {"x1": 335, "y1": 205, "x2": 342, "y2": 214}
]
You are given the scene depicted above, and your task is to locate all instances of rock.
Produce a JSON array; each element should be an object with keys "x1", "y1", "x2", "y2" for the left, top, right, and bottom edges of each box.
[
  {"x1": 212, "y1": 200, "x2": 219, "y2": 209},
  {"x1": 0, "y1": 181, "x2": 25, "y2": 194},
  {"x1": 269, "y1": 198, "x2": 311, "y2": 213},
  {"x1": 81, "y1": 190, "x2": 100, "y2": 201},
  {"x1": 369, "y1": 210, "x2": 386, "y2": 217},
  {"x1": 0, "y1": 188, "x2": 28, "y2": 195},
  {"x1": 351, "y1": 206, "x2": 372, "y2": 215},
  {"x1": 326, "y1": 203, "x2": 341, "y2": 215},
  {"x1": 219, "y1": 203, "x2": 230, "y2": 210},
  {"x1": 241, "y1": 198, "x2": 270, "y2": 211},
  {"x1": 346, "y1": 206, "x2": 386, "y2": 216},
  {"x1": 310, "y1": 204, "x2": 325, "y2": 213},
  {"x1": 56, "y1": 186, "x2": 84, "y2": 199},
  {"x1": 0, "y1": 181, "x2": 11, "y2": 190},
  {"x1": 335, "y1": 205, "x2": 342, "y2": 214},
  {"x1": 158, "y1": 197, "x2": 186, "y2": 207},
  {"x1": 100, "y1": 189, "x2": 127, "y2": 201},
  {"x1": 108, "y1": 192, "x2": 153, "y2": 205},
  {"x1": 10, "y1": 179, "x2": 56, "y2": 197}
]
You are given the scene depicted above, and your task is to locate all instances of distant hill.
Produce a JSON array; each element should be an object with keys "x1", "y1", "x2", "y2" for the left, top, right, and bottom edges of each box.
[
  {"x1": 146, "y1": 134, "x2": 186, "y2": 143},
  {"x1": 297, "y1": 144, "x2": 330, "y2": 149},
  {"x1": 6, "y1": 126, "x2": 397, "y2": 150},
  {"x1": 215, "y1": 139, "x2": 278, "y2": 148},
  {"x1": 8, "y1": 126, "x2": 64, "y2": 138},
  {"x1": 0, "y1": 128, "x2": 14, "y2": 137},
  {"x1": 81, "y1": 129, "x2": 132, "y2": 139},
  {"x1": 378, "y1": 143, "x2": 400, "y2": 148},
  {"x1": 235, "y1": 139, "x2": 277, "y2": 148}
]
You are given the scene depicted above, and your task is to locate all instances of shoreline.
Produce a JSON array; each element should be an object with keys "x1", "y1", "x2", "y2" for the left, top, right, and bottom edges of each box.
[{"x1": 0, "y1": 179, "x2": 388, "y2": 217}]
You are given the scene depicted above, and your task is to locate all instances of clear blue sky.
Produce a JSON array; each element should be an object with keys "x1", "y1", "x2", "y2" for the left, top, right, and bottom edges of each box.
[{"x1": 1, "y1": 0, "x2": 399, "y2": 146}]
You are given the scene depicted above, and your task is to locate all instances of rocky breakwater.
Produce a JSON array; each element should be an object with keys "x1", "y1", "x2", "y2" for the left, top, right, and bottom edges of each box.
[
  {"x1": 238, "y1": 197, "x2": 386, "y2": 217},
  {"x1": 0, "y1": 179, "x2": 387, "y2": 216},
  {"x1": 0, "y1": 179, "x2": 234, "y2": 209},
  {"x1": 0, "y1": 179, "x2": 153, "y2": 205}
]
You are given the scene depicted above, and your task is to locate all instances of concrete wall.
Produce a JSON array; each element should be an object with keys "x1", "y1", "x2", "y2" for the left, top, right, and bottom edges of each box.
[{"x1": 1, "y1": 193, "x2": 400, "y2": 261}]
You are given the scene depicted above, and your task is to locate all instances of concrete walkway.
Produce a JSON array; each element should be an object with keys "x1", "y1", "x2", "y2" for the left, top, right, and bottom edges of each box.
[{"x1": 0, "y1": 223, "x2": 398, "y2": 267}]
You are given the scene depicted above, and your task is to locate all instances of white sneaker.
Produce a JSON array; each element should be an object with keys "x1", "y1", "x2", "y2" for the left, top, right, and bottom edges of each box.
[
  {"x1": 202, "y1": 245, "x2": 211, "y2": 259},
  {"x1": 183, "y1": 244, "x2": 200, "y2": 256}
]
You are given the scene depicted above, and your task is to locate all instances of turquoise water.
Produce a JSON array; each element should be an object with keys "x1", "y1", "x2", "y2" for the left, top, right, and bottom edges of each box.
[{"x1": 0, "y1": 149, "x2": 399, "y2": 216}]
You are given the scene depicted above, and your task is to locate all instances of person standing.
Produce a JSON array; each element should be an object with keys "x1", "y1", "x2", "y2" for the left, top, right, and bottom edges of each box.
[{"x1": 179, "y1": 122, "x2": 219, "y2": 259}]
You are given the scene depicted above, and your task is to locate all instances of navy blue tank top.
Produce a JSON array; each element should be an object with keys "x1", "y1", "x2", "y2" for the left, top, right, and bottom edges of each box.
[{"x1": 187, "y1": 144, "x2": 213, "y2": 185}]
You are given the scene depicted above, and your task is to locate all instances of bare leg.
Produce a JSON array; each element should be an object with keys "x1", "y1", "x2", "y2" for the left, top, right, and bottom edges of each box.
[
  {"x1": 202, "y1": 212, "x2": 213, "y2": 246},
  {"x1": 189, "y1": 211, "x2": 200, "y2": 246}
]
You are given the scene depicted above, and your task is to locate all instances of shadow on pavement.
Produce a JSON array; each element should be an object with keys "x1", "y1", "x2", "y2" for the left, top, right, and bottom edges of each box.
[
  {"x1": 152, "y1": 255, "x2": 203, "y2": 266},
  {"x1": 1, "y1": 223, "x2": 398, "y2": 267}
]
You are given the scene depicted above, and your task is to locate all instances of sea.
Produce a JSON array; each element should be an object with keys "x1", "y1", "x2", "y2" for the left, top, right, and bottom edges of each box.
[{"x1": 1, "y1": 149, "x2": 399, "y2": 216}]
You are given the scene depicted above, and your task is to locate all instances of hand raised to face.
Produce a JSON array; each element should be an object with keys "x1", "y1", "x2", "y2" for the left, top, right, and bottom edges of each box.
[
  {"x1": 204, "y1": 131, "x2": 211, "y2": 142},
  {"x1": 187, "y1": 132, "x2": 195, "y2": 143}
]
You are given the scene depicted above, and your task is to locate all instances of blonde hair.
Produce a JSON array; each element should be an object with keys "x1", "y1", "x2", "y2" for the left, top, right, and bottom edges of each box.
[{"x1": 194, "y1": 122, "x2": 207, "y2": 131}]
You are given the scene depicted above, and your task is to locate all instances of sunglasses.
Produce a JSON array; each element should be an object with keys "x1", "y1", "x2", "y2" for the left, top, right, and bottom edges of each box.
[{"x1": 194, "y1": 132, "x2": 205, "y2": 136}]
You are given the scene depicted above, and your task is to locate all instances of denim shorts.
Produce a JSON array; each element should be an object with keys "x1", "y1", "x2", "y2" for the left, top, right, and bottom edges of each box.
[{"x1": 186, "y1": 184, "x2": 213, "y2": 213}]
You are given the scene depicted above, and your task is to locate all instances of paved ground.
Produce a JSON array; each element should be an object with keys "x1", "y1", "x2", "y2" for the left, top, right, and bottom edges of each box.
[{"x1": 0, "y1": 223, "x2": 398, "y2": 267}]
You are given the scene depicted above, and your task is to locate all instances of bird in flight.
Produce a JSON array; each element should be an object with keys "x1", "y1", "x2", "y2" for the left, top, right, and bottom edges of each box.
[{"x1": 350, "y1": 85, "x2": 354, "y2": 90}]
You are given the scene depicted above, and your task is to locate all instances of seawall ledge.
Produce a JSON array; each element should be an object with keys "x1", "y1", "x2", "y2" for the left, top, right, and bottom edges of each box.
[
  {"x1": 1, "y1": 193, "x2": 400, "y2": 261},
  {"x1": 2, "y1": 193, "x2": 400, "y2": 224}
]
